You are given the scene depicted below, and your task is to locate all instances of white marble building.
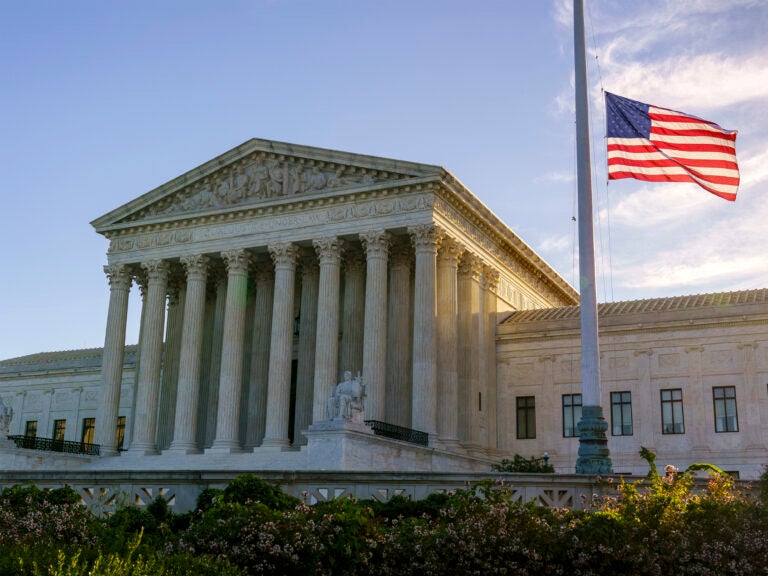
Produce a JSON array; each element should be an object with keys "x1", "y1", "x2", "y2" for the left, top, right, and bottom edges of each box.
[{"x1": 1, "y1": 139, "x2": 766, "y2": 480}]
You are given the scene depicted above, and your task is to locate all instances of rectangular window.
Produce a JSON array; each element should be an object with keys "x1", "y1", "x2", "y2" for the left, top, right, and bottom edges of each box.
[
  {"x1": 25, "y1": 420, "x2": 38, "y2": 438},
  {"x1": 516, "y1": 396, "x2": 536, "y2": 439},
  {"x1": 115, "y1": 416, "x2": 126, "y2": 451},
  {"x1": 81, "y1": 418, "x2": 95, "y2": 445},
  {"x1": 562, "y1": 394, "x2": 582, "y2": 437},
  {"x1": 53, "y1": 419, "x2": 67, "y2": 441},
  {"x1": 713, "y1": 386, "x2": 738, "y2": 432},
  {"x1": 611, "y1": 391, "x2": 633, "y2": 436},
  {"x1": 661, "y1": 389, "x2": 684, "y2": 434}
]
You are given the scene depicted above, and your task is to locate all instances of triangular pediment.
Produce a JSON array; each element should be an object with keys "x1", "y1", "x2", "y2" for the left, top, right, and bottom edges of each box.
[{"x1": 92, "y1": 138, "x2": 444, "y2": 232}]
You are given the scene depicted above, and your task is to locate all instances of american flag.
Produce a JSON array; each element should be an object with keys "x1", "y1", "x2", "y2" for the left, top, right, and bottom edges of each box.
[{"x1": 605, "y1": 92, "x2": 739, "y2": 201}]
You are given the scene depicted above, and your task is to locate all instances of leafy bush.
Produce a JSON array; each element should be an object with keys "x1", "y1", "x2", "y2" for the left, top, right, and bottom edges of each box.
[
  {"x1": 491, "y1": 454, "x2": 555, "y2": 473},
  {"x1": 221, "y1": 474, "x2": 300, "y2": 511}
]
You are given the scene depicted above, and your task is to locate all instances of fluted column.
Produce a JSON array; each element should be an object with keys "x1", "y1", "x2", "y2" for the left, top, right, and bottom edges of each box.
[
  {"x1": 129, "y1": 271, "x2": 148, "y2": 444},
  {"x1": 157, "y1": 273, "x2": 185, "y2": 450},
  {"x1": 245, "y1": 259, "x2": 274, "y2": 448},
  {"x1": 410, "y1": 224, "x2": 441, "y2": 439},
  {"x1": 436, "y1": 238, "x2": 462, "y2": 446},
  {"x1": 484, "y1": 267, "x2": 500, "y2": 450},
  {"x1": 167, "y1": 255, "x2": 209, "y2": 453},
  {"x1": 360, "y1": 230, "x2": 390, "y2": 422},
  {"x1": 210, "y1": 249, "x2": 252, "y2": 453},
  {"x1": 458, "y1": 252, "x2": 482, "y2": 445},
  {"x1": 95, "y1": 264, "x2": 132, "y2": 455},
  {"x1": 262, "y1": 242, "x2": 299, "y2": 447},
  {"x1": 340, "y1": 247, "x2": 365, "y2": 378},
  {"x1": 312, "y1": 237, "x2": 344, "y2": 422},
  {"x1": 386, "y1": 238, "x2": 413, "y2": 428},
  {"x1": 204, "y1": 267, "x2": 227, "y2": 447},
  {"x1": 130, "y1": 260, "x2": 170, "y2": 454},
  {"x1": 293, "y1": 250, "x2": 319, "y2": 445}
]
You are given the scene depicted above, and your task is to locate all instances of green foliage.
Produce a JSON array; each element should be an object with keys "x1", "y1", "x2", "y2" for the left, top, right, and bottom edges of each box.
[
  {"x1": 195, "y1": 487, "x2": 222, "y2": 512},
  {"x1": 491, "y1": 453, "x2": 555, "y2": 473},
  {"x1": 759, "y1": 465, "x2": 768, "y2": 504},
  {"x1": 221, "y1": 474, "x2": 300, "y2": 511},
  {"x1": 2, "y1": 469, "x2": 768, "y2": 575}
]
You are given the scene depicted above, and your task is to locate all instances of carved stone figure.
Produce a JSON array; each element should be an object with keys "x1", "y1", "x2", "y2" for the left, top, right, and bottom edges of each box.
[{"x1": 326, "y1": 371, "x2": 365, "y2": 422}]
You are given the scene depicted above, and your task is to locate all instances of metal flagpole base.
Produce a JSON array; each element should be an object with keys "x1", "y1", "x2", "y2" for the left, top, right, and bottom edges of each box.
[{"x1": 575, "y1": 405, "x2": 612, "y2": 474}]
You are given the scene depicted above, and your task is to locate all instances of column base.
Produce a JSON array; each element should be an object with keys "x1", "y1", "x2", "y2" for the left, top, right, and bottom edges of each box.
[
  {"x1": 260, "y1": 438, "x2": 292, "y2": 449},
  {"x1": 127, "y1": 441, "x2": 159, "y2": 456},
  {"x1": 575, "y1": 405, "x2": 613, "y2": 474},
  {"x1": 205, "y1": 441, "x2": 244, "y2": 455},
  {"x1": 163, "y1": 443, "x2": 202, "y2": 455}
]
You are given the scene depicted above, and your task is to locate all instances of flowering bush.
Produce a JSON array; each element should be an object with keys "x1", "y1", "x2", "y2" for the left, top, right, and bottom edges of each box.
[{"x1": 2, "y1": 463, "x2": 768, "y2": 575}]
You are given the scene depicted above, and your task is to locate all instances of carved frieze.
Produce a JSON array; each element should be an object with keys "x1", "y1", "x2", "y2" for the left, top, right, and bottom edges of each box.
[{"x1": 120, "y1": 154, "x2": 409, "y2": 224}]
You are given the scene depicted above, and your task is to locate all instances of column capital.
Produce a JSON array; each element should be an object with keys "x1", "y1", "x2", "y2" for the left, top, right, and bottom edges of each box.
[
  {"x1": 103, "y1": 264, "x2": 133, "y2": 291},
  {"x1": 408, "y1": 224, "x2": 442, "y2": 253},
  {"x1": 141, "y1": 259, "x2": 171, "y2": 282},
  {"x1": 268, "y1": 242, "x2": 299, "y2": 269},
  {"x1": 343, "y1": 246, "x2": 365, "y2": 273},
  {"x1": 389, "y1": 237, "x2": 413, "y2": 269},
  {"x1": 252, "y1": 256, "x2": 275, "y2": 284},
  {"x1": 360, "y1": 230, "x2": 390, "y2": 258},
  {"x1": 221, "y1": 248, "x2": 252, "y2": 275},
  {"x1": 458, "y1": 252, "x2": 483, "y2": 280},
  {"x1": 482, "y1": 266, "x2": 500, "y2": 292},
  {"x1": 299, "y1": 248, "x2": 320, "y2": 278},
  {"x1": 437, "y1": 237, "x2": 463, "y2": 266},
  {"x1": 313, "y1": 236, "x2": 345, "y2": 264},
  {"x1": 180, "y1": 254, "x2": 210, "y2": 281}
]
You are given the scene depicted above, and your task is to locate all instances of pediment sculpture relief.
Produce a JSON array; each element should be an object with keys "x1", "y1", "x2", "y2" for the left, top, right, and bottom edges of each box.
[{"x1": 121, "y1": 155, "x2": 409, "y2": 224}]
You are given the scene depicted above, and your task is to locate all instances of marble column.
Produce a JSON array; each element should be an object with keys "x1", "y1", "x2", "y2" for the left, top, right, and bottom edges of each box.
[
  {"x1": 204, "y1": 267, "x2": 227, "y2": 447},
  {"x1": 130, "y1": 260, "x2": 169, "y2": 454},
  {"x1": 312, "y1": 237, "x2": 344, "y2": 422},
  {"x1": 293, "y1": 250, "x2": 319, "y2": 445},
  {"x1": 245, "y1": 259, "x2": 274, "y2": 448},
  {"x1": 157, "y1": 273, "x2": 185, "y2": 450},
  {"x1": 129, "y1": 271, "x2": 148, "y2": 444},
  {"x1": 457, "y1": 252, "x2": 482, "y2": 445},
  {"x1": 385, "y1": 237, "x2": 413, "y2": 428},
  {"x1": 167, "y1": 255, "x2": 209, "y2": 453},
  {"x1": 210, "y1": 249, "x2": 252, "y2": 453},
  {"x1": 436, "y1": 238, "x2": 462, "y2": 446},
  {"x1": 484, "y1": 267, "x2": 500, "y2": 450},
  {"x1": 196, "y1": 283, "x2": 217, "y2": 447},
  {"x1": 410, "y1": 224, "x2": 441, "y2": 439},
  {"x1": 95, "y1": 264, "x2": 132, "y2": 455},
  {"x1": 340, "y1": 247, "x2": 365, "y2": 378},
  {"x1": 262, "y1": 242, "x2": 299, "y2": 447},
  {"x1": 360, "y1": 230, "x2": 390, "y2": 422}
]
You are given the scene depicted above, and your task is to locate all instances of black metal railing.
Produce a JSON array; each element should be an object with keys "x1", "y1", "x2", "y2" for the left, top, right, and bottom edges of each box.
[
  {"x1": 8, "y1": 435, "x2": 101, "y2": 456},
  {"x1": 365, "y1": 420, "x2": 429, "y2": 446}
]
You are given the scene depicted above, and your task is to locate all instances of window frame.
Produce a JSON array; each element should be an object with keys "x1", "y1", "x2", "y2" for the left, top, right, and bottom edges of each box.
[
  {"x1": 81, "y1": 417, "x2": 95, "y2": 445},
  {"x1": 562, "y1": 393, "x2": 582, "y2": 438},
  {"x1": 516, "y1": 396, "x2": 536, "y2": 440},
  {"x1": 712, "y1": 386, "x2": 739, "y2": 433},
  {"x1": 610, "y1": 391, "x2": 633, "y2": 436},
  {"x1": 52, "y1": 419, "x2": 67, "y2": 441},
  {"x1": 660, "y1": 388, "x2": 685, "y2": 434}
]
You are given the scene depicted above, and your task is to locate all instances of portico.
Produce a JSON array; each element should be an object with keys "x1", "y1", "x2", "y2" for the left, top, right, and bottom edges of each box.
[{"x1": 91, "y1": 139, "x2": 577, "y2": 459}]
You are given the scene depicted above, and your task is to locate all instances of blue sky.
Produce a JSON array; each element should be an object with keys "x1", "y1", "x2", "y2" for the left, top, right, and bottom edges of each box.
[{"x1": 1, "y1": 0, "x2": 766, "y2": 360}]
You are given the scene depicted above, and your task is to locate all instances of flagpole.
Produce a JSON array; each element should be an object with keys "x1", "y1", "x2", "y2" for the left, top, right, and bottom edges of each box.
[{"x1": 573, "y1": 0, "x2": 611, "y2": 474}]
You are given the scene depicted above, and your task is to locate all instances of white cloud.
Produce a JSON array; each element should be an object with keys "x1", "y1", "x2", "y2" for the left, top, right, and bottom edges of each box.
[
  {"x1": 536, "y1": 171, "x2": 575, "y2": 184},
  {"x1": 602, "y1": 52, "x2": 768, "y2": 112}
]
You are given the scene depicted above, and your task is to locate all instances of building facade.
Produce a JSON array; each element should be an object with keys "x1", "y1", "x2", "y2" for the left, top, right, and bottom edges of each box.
[{"x1": 1, "y1": 139, "x2": 766, "y2": 479}]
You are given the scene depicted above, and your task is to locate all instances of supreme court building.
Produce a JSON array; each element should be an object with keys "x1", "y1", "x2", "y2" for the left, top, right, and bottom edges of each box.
[{"x1": 1, "y1": 138, "x2": 766, "y2": 485}]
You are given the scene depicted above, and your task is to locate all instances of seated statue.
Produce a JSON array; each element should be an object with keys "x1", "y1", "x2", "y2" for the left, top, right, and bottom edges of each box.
[{"x1": 326, "y1": 371, "x2": 365, "y2": 422}]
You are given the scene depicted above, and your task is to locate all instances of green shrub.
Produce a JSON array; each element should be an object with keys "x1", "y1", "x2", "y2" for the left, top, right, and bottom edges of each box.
[
  {"x1": 491, "y1": 454, "x2": 554, "y2": 473},
  {"x1": 221, "y1": 474, "x2": 300, "y2": 511}
]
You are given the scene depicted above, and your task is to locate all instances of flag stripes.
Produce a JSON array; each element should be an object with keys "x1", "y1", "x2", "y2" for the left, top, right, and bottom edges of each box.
[{"x1": 605, "y1": 92, "x2": 739, "y2": 201}]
